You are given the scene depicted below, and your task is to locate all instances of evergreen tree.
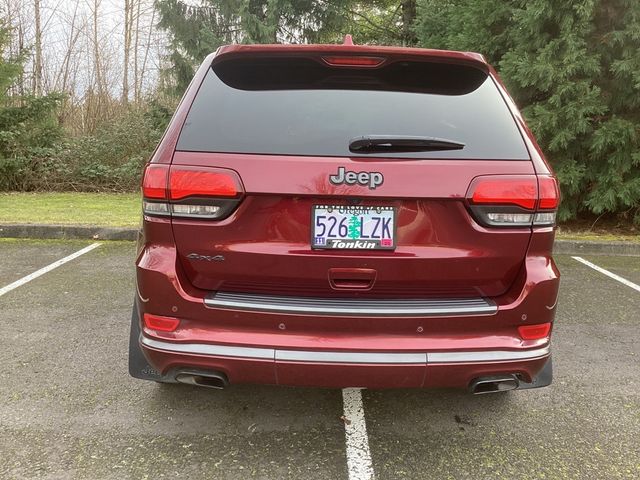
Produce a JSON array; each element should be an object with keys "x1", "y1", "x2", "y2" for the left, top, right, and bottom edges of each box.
[
  {"x1": 415, "y1": 0, "x2": 640, "y2": 223},
  {"x1": 155, "y1": 1, "x2": 420, "y2": 94},
  {"x1": 155, "y1": 0, "x2": 349, "y2": 94}
]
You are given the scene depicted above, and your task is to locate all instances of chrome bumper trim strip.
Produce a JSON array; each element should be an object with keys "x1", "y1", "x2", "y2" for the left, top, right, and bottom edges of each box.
[
  {"x1": 427, "y1": 345, "x2": 550, "y2": 363},
  {"x1": 275, "y1": 350, "x2": 427, "y2": 364},
  {"x1": 141, "y1": 337, "x2": 550, "y2": 365},
  {"x1": 141, "y1": 337, "x2": 275, "y2": 360}
]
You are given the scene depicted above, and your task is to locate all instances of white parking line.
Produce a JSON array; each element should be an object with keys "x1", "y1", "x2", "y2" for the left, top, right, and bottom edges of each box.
[
  {"x1": 572, "y1": 256, "x2": 640, "y2": 293},
  {"x1": 0, "y1": 243, "x2": 101, "y2": 297},
  {"x1": 342, "y1": 388, "x2": 375, "y2": 480}
]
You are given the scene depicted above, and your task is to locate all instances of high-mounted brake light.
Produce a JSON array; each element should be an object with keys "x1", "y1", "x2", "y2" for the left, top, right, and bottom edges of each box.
[
  {"x1": 143, "y1": 313, "x2": 180, "y2": 332},
  {"x1": 467, "y1": 175, "x2": 559, "y2": 227},
  {"x1": 142, "y1": 164, "x2": 244, "y2": 220},
  {"x1": 322, "y1": 56, "x2": 385, "y2": 67},
  {"x1": 518, "y1": 322, "x2": 552, "y2": 341}
]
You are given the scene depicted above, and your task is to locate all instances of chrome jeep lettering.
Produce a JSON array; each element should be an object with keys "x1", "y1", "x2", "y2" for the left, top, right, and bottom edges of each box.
[{"x1": 329, "y1": 167, "x2": 384, "y2": 190}]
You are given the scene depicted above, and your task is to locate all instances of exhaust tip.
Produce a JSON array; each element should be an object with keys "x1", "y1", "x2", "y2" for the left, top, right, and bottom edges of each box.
[
  {"x1": 175, "y1": 370, "x2": 229, "y2": 389},
  {"x1": 469, "y1": 375, "x2": 519, "y2": 395}
]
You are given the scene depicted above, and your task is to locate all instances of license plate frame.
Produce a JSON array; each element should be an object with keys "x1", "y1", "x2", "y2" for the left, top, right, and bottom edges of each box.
[{"x1": 311, "y1": 205, "x2": 396, "y2": 250}]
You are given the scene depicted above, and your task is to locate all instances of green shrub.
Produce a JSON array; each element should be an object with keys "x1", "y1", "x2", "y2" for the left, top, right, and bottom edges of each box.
[{"x1": 25, "y1": 103, "x2": 172, "y2": 192}]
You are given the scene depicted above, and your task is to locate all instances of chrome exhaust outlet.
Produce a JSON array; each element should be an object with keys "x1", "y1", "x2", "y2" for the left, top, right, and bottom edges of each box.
[
  {"x1": 175, "y1": 370, "x2": 229, "y2": 389},
  {"x1": 469, "y1": 375, "x2": 519, "y2": 394}
]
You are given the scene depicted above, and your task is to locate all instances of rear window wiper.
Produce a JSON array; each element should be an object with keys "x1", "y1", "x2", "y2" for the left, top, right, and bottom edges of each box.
[{"x1": 349, "y1": 135, "x2": 465, "y2": 153}]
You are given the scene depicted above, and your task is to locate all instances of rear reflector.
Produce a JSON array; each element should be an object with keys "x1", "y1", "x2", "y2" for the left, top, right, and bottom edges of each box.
[
  {"x1": 170, "y1": 166, "x2": 240, "y2": 200},
  {"x1": 469, "y1": 176, "x2": 537, "y2": 210},
  {"x1": 143, "y1": 313, "x2": 180, "y2": 332},
  {"x1": 518, "y1": 322, "x2": 552, "y2": 340},
  {"x1": 142, "y1": 164, "x2": 169, "y2": 199},
  {"x1": 322, "y1": 55, "x2": 385, "y2": 67}
]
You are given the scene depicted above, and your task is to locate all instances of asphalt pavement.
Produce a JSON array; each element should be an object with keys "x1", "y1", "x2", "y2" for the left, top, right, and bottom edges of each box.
[{"x1": 0, "y1": 239, "x2": 638, "y2": 479}]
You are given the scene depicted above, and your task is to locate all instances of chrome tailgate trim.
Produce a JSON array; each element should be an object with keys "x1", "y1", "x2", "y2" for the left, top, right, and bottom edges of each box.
[{"x1": 204, "y1": 292, "x2": 497, "y2": 316}]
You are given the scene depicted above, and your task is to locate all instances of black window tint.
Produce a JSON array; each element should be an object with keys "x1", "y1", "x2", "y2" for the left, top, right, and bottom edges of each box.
[{"x1": 177, "y1": 57, "x2": 530, "y2": 160}]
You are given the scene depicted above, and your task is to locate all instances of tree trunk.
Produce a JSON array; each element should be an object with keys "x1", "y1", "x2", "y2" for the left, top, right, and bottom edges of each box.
[
  {"x1": 34, "y1": 0, "x2": 43, "y2": 95},
  {"x1": 139, "y1": 5, "x2": 155, "y2": 100},
  {"x1": 93, "y1": 0, "x2": 104, "y2": 95},
  {"x1": 122, "y1": 0, "x2": 132, "y2": 104},
  {"x1": 401, "y1": 0, "x2": 417, "y2": 46},
  {"x1": 133, "y1": 0, "x2": 141, "y2": 102}
]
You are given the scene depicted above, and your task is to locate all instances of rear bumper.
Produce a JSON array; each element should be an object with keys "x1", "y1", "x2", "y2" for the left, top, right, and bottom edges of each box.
[
  {"x1": 134, "y1": 226, "x2": 559, "y2": 389},
  {"x1": 139, "y1": 334, "x2": 551, "y2": 389}
]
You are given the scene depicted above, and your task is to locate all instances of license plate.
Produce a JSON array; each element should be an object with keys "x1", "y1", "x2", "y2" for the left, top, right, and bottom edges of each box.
[{"x1": 311, "y1": 205, "x2": 395, "y2": 250}]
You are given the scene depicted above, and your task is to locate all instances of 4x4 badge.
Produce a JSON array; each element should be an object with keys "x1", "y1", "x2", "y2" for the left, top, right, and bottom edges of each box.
[{"x1": 329, "y1": 166, "x2": 383, "y2": 190}]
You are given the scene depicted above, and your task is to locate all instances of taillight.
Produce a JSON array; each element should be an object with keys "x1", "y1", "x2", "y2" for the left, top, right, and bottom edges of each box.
[
  {"x1": 142, "y1": 164, "x2": 244, "y2": 219},
  {"x1": 534, "y1": 175, "x2": 560, "y2": 226},
  {"x1": 143, "y1": 313, "x2": 180, "y2": 332},
  {"x1": 518, "y1": 322, "x2": 552, "y2": 340},
  {"x1": 466, "y1": 175, "x2": 559, "y2": 227},
  {"x1": 142, "y1": 164, "x2": 169, "y2": 200},
  {"x1": 170, "y1": 167, "x2": 239, "y2": 200},
  {"x1": 142, "y1": 164, "x2": 170, "y2": 216},
  {"x1": 470, "y1": 177, "x2": 537, "y2": 210}
]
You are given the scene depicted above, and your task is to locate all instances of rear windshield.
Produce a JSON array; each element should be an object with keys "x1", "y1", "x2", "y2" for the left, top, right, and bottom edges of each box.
[{"x1": 177, "y1": 57, "x2": 530, "y2": 160}]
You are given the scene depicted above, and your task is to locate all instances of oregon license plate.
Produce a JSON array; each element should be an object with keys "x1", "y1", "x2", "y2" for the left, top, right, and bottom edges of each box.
[{"x1": 311, "y1": 205, "x2": 395, "y2": 250}]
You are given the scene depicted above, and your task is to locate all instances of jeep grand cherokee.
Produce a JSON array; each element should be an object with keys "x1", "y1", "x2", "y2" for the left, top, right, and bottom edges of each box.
[{"x1": 129, "y1": 40, "x2": 559, "y2": 394}]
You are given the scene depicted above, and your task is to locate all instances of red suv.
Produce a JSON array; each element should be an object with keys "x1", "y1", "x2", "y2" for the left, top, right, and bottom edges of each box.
[{"x1": 129, "y1": 41, "x2": 560, "y2": 394}]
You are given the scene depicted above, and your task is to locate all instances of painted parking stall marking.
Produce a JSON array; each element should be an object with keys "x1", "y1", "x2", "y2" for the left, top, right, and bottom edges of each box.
[
  {"x1": 572, "y1": 256, "x2": 640, "y2": 293},
  {"x1": 0, "y1": 243, "x2": 101, "y2": 297},
  {"x1": 342, "y1": 388, "x2": 375, "y2": 480}
]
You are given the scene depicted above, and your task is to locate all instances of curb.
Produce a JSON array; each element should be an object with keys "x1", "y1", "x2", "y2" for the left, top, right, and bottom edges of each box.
[
  {"x1": 0, "y1": 224, "x2": 638, "y2": 256},
  {"x1": 0, "y1": 224, "x2": 137, "y2": 241},
  {"x1": 552, "y1": 239, "x2": 640, "y2": 256}
]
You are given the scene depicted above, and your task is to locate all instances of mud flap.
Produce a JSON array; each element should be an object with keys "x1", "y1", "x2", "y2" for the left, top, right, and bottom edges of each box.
[
  {"x1": 128, "y1": 302, "x2": 173, "y2": 382},
  {"x1": 517, "y1": 356, "x2": 553, "y2": 390}
]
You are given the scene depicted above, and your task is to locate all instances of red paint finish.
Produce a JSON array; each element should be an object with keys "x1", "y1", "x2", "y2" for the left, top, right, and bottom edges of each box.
[
  {"x1": 424, "y1": 357, "x2": 549, "y2": 389},
  {"x1": 276, "y1": 362, "x2": 426, "y2": 389},
  {"x1": 143, "y1": 347, "x2": 277, "y2": 385},
  {"x1": 170, "y1": 153, "x2": 535, "y2": 298},
  {"x1": 133, "y1": 42, "x2": 560, "y2": 390}
]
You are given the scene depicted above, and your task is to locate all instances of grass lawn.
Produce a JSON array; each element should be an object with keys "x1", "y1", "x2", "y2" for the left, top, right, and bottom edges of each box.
[
  {"x1": 0, "y1": 192, "x2": 638, "y2": 242},
  {"x1": 0, "y1": 192, "x2": 140, "y2": 227}
]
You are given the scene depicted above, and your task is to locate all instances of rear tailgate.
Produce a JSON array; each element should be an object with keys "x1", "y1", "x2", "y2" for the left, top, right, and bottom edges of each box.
[{"x1": 169, "y1": 48, "x2": 534, "y2": 299}]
